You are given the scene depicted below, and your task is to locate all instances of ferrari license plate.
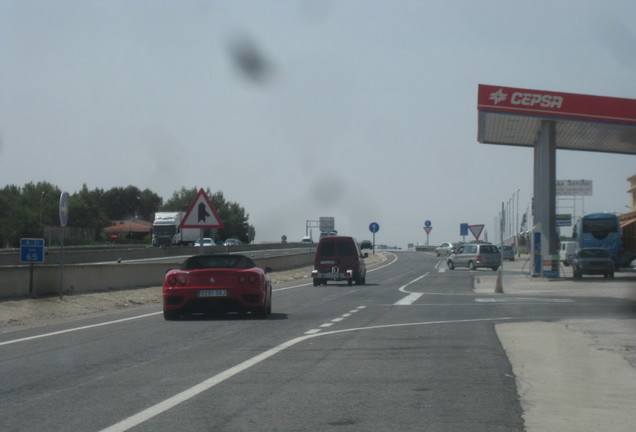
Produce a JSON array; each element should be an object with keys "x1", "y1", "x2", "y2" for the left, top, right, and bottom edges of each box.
[{"x1": 197, "y1": 289, "x2": 227, "y2": 297}]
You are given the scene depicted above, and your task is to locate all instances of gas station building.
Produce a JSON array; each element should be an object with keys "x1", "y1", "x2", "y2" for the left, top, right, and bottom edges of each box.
[{"x1": 477, "y1": 84, "x2": 636, "y2": 276}]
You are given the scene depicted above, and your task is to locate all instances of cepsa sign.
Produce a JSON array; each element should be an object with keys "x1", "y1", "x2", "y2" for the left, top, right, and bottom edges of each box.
[
  {"x1": 509, "y1": 91, "x2": 563, "y2": 108},
  {"x1": 478, "y1": 84, "x2": 636, "y2": 126}
]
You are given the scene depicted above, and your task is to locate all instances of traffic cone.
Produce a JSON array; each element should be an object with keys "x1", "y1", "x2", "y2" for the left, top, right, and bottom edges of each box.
[{"x1": 495, "y1": 266, "x2": 504, "y2": 293}]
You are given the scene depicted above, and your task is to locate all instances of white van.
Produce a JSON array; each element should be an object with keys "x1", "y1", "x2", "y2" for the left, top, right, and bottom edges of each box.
[{"x1": 559, "y1": 241, "x2": 576, "y2": 266}]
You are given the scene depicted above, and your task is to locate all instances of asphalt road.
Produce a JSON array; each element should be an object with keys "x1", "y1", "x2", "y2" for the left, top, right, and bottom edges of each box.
[{"x1": 1, "y1": 251, "x2": 634, "y2": 431}]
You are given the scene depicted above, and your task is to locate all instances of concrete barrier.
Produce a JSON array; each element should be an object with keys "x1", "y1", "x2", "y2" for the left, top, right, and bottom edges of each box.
[{"x1": 0, "y1": 252, "x2": 314, "y2": 299}]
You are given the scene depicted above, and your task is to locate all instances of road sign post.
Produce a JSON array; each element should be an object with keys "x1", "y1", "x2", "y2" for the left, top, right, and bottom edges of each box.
[
  {"x1": 468, "y1": 224, "x2": 484, "y2": 241},
  {"x1": 423, "y1": 220, "x2": 432, "y2": 246},
  {"x1": 59, "y1": 192, "x2": 69, "y2": 299},
  {"x1": 369, "y1": 222, "x2": 380, "y2": 253},
  {"x1": 460, "y1": 223, "x2": 469, "y2": 243},
  {"x1": 21, "y1": 238, "x2": 45, "y2": 298},
  {"x1": 181, "y1": 189, "x2": 224, "y2": 254}
]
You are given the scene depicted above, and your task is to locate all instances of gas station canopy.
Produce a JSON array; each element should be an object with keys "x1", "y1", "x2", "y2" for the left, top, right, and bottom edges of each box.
[{"x1": 478, "y1": 84, "x2": 636, "y2": 155}]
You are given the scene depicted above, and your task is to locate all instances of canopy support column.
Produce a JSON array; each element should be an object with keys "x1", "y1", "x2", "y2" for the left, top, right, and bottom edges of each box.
[{"x1": 532, "y1": 120, "x2": 558, "y2": 277}]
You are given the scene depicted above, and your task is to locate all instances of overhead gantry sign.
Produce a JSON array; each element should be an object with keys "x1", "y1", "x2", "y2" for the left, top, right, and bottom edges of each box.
[{"x1": 477, "y1": 84, "x2": 636, "y2": 276}]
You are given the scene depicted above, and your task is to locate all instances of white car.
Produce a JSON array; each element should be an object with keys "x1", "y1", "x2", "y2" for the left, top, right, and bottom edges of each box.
[
  {"x1": 194, "y1": 238, "x2": 214, "y2": 247},
  {"x1": 435, "y1": 242, "x2": 460, "y2": 256}
]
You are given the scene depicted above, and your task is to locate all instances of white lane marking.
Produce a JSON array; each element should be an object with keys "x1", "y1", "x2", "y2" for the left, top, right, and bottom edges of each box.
[
  {"x1": 99, "y1": 316, "x2": 516, "y2": 432},
  {"x1": 273, "y1": 282, "x2": 312, "y2": 291},
  {"x1": 398, "y1": 273, "x2": 429, "y2": 294},
  {"x1": 304, "y1": 306, "x2": 367, "y2": 335},
  {"x1": 394, "y1": 293, "x2": 423, "y2": 305},
  {"x1": 367, "y1": 253, "x2": 398, "y2": 272},
  {"x1": 0, "y1": 312, "x2": 162, "y2": 347},
  {"x1": 475, "y1": 297, "x2": 575, "y2": 303}
]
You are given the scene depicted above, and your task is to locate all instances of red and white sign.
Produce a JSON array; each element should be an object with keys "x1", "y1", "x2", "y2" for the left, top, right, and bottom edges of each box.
[
  {"x1": 180, "y1": 189, "x2": 224, "y2": 229},
  {"x1": 468, "y1": 224, "x2": 484, "y2": 241},
  {"x1": 478, "y1": 84, "x2": 636, "y2": 126},
  {"x1": 423, "y1": 226, "x2": 432, "y2": 235}
]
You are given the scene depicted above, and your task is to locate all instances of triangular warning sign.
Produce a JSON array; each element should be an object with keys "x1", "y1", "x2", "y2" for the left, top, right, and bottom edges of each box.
[
  {"x1": 179, "y1": 189, "x2": 224, "y2": 229},
  {"x1": 468, "y1": 224, "x2": 484, "y2": 240}
]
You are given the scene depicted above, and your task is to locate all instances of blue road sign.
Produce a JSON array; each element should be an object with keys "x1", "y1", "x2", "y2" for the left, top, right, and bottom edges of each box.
[
  {"x1": 369, "y1": 222, "x2": 380, "y2": 233},
  {"x1": 460, "y1": 223, "x2": 469, "y2": 236},
  {"x1": 424, "y1": 220, "x2": 431, "y2": 227},
  {"x1": 20, "y1": 238, "x2": 45, "y2": 263}
]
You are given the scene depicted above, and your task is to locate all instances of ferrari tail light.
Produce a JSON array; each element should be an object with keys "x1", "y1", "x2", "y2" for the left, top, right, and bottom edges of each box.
[
  {"x1": 166, "y1": 274, "x2": 188, "y2": 286},
  {"x1": 238, "y1": 274, "x2": 259, "y2": 284}
]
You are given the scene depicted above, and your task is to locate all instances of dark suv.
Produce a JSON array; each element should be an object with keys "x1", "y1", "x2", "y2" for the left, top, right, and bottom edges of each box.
[
  {"x1": 312, "y1": 236, "x2": 367, "y2": 286},
  {"x1": 360, "y1": 240, "x2": 373, "y2": 250},
  {"x1": 570, "y1": 248, "x2": 615, "y2": 278}
]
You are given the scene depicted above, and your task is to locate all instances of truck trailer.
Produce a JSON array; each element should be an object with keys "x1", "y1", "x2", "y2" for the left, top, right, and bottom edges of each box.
[{"x1": 152, "y1": 212, "x2": 199, "y2": 247}]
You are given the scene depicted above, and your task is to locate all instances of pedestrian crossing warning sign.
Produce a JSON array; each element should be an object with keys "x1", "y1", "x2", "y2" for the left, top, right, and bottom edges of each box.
[{"x1": 179, "y1": 189, "x2": 224, "y2": 229}]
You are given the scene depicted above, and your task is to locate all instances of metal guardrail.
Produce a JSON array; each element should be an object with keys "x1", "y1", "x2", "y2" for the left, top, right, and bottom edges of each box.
[{"x1": 0, "y1": 242, "x2": 314, "y2": 266}]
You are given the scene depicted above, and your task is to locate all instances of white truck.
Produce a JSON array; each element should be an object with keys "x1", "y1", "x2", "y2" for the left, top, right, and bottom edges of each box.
[
  {"x1": 559, "y1": 241, "x2": 577, "y2": 266},
  {"x1": 151, "y1": 212, "x2": 199, "y2": 247}
]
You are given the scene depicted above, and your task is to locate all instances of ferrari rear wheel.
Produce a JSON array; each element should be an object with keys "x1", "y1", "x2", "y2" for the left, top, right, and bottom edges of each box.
[
  {"x1": 254, "y1": 307, "x2": 269, "y2": 319},
  {"x1": 163, "y1": 309, "x2": 180, "y2": 321},
  {"x1": 254, "y1": 298, "x2": 271, "y2": 319}
]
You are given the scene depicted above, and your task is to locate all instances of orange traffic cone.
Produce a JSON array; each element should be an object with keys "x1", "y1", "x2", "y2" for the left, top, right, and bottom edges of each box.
[{"x1": 495, "y1": 266, "x2": 504, "y2": 293}]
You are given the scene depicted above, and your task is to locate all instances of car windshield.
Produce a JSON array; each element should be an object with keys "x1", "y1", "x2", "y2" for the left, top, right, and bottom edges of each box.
[
  {"x1": 181, "y1": 255, "x2": 255, "y2": 270},
  {"x1": 579, "y1": 249, "x2": 610, "y2": 258}
]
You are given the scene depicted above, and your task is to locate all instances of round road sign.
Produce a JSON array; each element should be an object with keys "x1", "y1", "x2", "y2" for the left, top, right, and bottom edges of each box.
[
  {"x1": 59, "y1": 192, "x2": 69, "y2": 227},
  {"x1": 369, "y1": 222, "x2": 380, "y2": 233}
]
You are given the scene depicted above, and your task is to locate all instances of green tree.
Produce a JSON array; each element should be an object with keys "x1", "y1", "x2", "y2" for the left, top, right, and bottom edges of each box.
[
  {"x1": 93, "y1": 185, "x2": 160, "y2": 221},
  {"x1": 70, "y1": 185, "x2": 111, "y2": 239},
  {"x1": 0, "y1": 182, "x2": 61, "y2": 247},
  {"x1": 161, "y1": 186, "x2": 200, "y2": 212}
]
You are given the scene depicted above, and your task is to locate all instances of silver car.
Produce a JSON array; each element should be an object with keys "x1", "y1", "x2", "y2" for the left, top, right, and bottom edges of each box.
[
  {"x1": 435, "y1": 242, "x2": 461, "y2": 257},
  {"x1": 447, "y1": 243, "x2": 501, "y2": 271},
  {"x1": 498, "y1": 245, "x2": 515, "y2": 261}
]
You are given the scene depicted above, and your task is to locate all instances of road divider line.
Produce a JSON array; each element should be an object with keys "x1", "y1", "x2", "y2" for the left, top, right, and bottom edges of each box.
[
  {"x1": 398, "y1": 273, "x2": 429, "y2": 294},
  {"x1": 394, "y1": 293, "x2": 423, "y2": 305},
  {"x1": 303, "y1": 306, "x2": 366, "y2": 335},
  {"x1": 99, "y1": 316, "x2": 516, "y2": 432},
  {"x1": 0, "y1": 312, "x2": 162, "y2": 347}
]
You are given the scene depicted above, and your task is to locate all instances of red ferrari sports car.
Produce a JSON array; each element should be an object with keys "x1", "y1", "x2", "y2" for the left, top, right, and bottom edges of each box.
[{"x1": 162, "y1": 254, "x2": 272, "y2": 320}]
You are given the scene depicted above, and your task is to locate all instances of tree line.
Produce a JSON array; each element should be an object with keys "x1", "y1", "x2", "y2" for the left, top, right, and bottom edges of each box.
[{"x1": 0, "y1": 182, "x2": 252, "y2": 247}]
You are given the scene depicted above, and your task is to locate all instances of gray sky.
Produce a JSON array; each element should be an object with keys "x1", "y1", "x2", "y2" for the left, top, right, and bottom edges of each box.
[{"x1": 1, "y1": 0, "x2": 635, "y2": 247}]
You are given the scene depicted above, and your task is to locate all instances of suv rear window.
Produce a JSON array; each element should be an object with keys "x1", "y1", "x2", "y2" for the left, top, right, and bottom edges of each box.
[
  {"x1": 319, "y1": 239, "x2": 354, "y2": 257},
  {"x1": 480, "y1": 245, "x2": 498, "y2": 254}
]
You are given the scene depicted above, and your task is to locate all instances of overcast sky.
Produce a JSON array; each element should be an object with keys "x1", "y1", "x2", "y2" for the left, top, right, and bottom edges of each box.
[{"x1": 2, "y1": 0, "x2": 635, "y2": 247}]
